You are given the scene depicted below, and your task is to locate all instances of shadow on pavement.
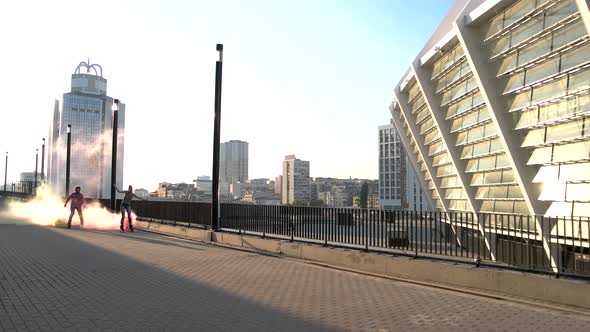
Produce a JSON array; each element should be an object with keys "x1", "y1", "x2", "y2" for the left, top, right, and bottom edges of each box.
[
  {"x1": 0, "y1": 223, "x2": 337, "y2": 331},
  {"x1": 84, "y1": 228, "x2": 207, "y2": 252}
]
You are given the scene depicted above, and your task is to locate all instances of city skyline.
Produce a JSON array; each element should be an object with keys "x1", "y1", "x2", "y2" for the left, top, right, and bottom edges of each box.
[{"x1": 0, "y1": 0, "x2": 454, "y2": 191}]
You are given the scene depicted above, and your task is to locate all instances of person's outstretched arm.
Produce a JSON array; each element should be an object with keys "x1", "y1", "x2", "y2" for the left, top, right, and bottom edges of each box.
[
  {"x1": 133, "y1": 193, "x2": 146, "y2": 201},
  {"x1": 64, "y1": 194, "x2": 71, "y2": 207},
  {"x1": 113, "y1": 185, "x2": 123, "y2": 193}
]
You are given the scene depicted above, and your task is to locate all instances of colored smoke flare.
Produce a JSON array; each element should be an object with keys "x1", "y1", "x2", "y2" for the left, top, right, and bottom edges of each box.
[{"x1": 7, "y1": 185, "x2": 135, "y2": 229}]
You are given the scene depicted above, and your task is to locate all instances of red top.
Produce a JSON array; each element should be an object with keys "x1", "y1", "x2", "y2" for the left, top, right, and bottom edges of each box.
[{"x1": 68, "y1": 192, "x2": 84, "y2": 208}]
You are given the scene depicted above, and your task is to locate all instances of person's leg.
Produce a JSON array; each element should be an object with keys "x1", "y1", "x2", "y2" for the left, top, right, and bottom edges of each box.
[
  {"x1": 120, "y1": 204, "x2": 126, "y2": 232},
  {"x1": 67, "y1": 207, "x2": 75, "y2": 229},
  {"x1": 126, "y1": 205, "x2": 133, "y2": 231},
  {"x1": 77, "y1": 207, "x2": 84, "y2": 227}
]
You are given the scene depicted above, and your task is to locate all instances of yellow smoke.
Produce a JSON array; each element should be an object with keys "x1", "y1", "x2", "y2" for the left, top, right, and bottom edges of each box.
[{"x1": 7, "y1": 184, "x2": 134, "y2": 229}]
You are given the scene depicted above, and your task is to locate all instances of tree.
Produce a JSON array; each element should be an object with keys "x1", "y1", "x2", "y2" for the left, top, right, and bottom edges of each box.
[{"x1": 359, "y1": 181, "x2": 368, "y2": 209}]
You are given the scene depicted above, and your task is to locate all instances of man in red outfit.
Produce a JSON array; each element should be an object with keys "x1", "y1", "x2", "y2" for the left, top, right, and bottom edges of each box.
[{"x1": 64, "y1": 186, "x2": 84, "y2": 229}]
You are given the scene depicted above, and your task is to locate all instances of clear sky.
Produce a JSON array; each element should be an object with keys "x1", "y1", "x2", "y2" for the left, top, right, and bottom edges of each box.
[{"x1": 0, "y1": 0, "x2": 454, "y2": 191}]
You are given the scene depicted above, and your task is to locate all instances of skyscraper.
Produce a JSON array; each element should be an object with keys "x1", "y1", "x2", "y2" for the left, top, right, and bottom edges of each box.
[
  {"x1": 282, "y1": 155, "x2": 310, "y2": 205},
  {"x1": 220, "y1": 140, "x2": 249, "y2": 185},
  {"x1": 379, "y1": 123, "x2": 431, "y2": 211},
  {"x1": 48, "y1": 61, "x2": 125, "y2": 198}
]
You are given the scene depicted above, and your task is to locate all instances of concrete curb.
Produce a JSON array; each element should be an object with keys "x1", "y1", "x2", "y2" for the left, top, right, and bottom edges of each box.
[{"x1": 136, "y1": 222, "x2": 590, "y2": 311}]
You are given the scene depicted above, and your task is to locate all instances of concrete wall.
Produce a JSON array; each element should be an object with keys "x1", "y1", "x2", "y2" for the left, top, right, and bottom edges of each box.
[{"x1": 136, "y1": 222, "x2": 590, "y2": 310}]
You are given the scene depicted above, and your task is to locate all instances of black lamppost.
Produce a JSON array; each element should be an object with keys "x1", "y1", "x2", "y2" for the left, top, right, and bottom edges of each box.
[
  {"x1": 34, "y1": 149, "x2": 38, "y2": 195},
  {"x1": 110, "y1": 99, "x2": 119, "y2": 212},
  {"x1": 65, "y1": 124, "x2": 71, "y2": 195},
  {"x1": 211, "y1": 44, "x2": 223, "y2": 231},
  {"x1": 3, "y1": 152, "x2": 7, "y2": 192},
  {"x1": 41, "y1": 138, "x2": 45, "y2": 182}
]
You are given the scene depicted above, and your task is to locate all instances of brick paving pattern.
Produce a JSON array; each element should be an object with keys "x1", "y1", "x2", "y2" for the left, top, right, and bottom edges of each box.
[{"x1": 1, "y1": 222, "x2": 590, "y2": 331}]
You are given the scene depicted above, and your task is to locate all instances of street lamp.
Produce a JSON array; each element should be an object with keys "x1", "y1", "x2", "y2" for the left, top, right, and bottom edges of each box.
[
  {"x1": 3, "y1": 152, "x2": 7, "y2": 192},
  {"x1": 41, "y1": 138, "x2": 45, "y2": 182},
  {"x1": 34, "y1": 149, "x2": 38, "y2": 195},
  {"x1": 65, "y1": 124, "x2": 71, "y2": 195},
  {"x1": 211, "y1": 43, "x2": 223, "y2": 231},
  {"x1": 110, "y1": 99, "x2": 119, "y2": 212}
]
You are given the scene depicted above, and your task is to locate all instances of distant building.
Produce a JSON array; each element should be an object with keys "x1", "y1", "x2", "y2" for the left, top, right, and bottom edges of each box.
[
  {"x1": 47, "y1": 61, "x2": 125, "y2": 198},
  {"x1": 274, "y1": 175, "x2": 282, "y2": 194},
  {"x1": 379, "y1": 123, "x2": 431, "y2": 211},
  {"x1": 194, "y1": 176, "x2": 212, "y2": 194},
  {"x1": 282, "y1": 155, "x2": 310, "y2": 205},
  {"x1": 220, "y1": 140, "x2": 248, "y2": 185},
  {"x1": 134, "y1": 188, "x2": 149, "y2": 198},
  {"x1": 19, "y1": 172, "x2": 37, "y2": 183}
]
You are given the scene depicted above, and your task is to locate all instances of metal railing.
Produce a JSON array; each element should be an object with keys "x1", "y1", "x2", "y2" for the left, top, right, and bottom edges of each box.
[{"x1": 218, "y1": 204, "x2": 590, "y2": 278}]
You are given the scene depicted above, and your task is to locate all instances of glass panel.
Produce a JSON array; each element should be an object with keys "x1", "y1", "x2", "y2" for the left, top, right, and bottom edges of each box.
[
  {"x1": 518, "y1": 37, "x2": 551, "y2": 66},
  {"x1": 568, "y1": 69, "x2": 590, "y2": 93},
  {"x1": 471, "y1": 172, "x2": 484, "y2": 186},
  {"x1": 494, "y1": 201, "x2": 515, "y2": 213},
  {"x1": 480, "y1": 200, "x2": 495, "y2": 212},
  {"x1": 485, "y1": 13, "x2": 505, "y2": 40},
  {"x1": 502, "y1": 169, "x2": 516, "y2": 183},
  {"x1": 539, "y1": 98, "x2": 571, "y2": 123},
  {"x1": 498, "y1": 53, "x2": 517, "y2": 75},
  {"x1": 508, "y1": 185, "x2": 524, "y2": 199},
  {"x1": 511, "y1": 18, "x2": 543, "y2": 46},
  {"x1": 472, "y1": 92, "x2": 484, "y2": 107},
  {"x1": 522, "y1": 128, "x2": 545, "y2": 147},
  {"x1": 456, "y1": 96, "x2": 474, "y2": 116},
  {"x1": 441, "y1": 176, "x2": 458, "y2": 188},
  {"x1": 485, "y1": 170, "x2": 503, "y2": 185},
  {"x1": 507, "y1": 90, "x2": 532, "y2": 111},
  {"x1": 489, "y1": 186, "x2": 509, "y2": 199},
  {"x1": 545, "y1": 120, "x2": 583, "y2": 144},
  {"x1": 476, "y1": 186, "x2": 489, "y2": 199},
  {"x1": 527, "y1": 146, "x2": 552, "y2": 164},
  {"x1": 461, "y1": 145, "x2": 474, "y2": 159},
  {"x1": 532, "y1": 77, "x2": 567, "y2": 104},
  {"x1": 559, "y1": 162, "x2": 590, "y2": 182},
  {"x1": 479, "y1": 156, "x2": 497, "y2": 171},
  {"x1": 456, "y1": 131, "x2": 468, "y2": 145},
  {"x1": 420, "y1": 118, "x2": 435, "y2": 135},
  {"x1": 462, "y1": 111, "x2": 479, "y2": 128},
  {"x1": 566, "y1": 183, "x2": 590, "y2": 201},
  {"x1": 451, "y1": 117, "x2": 463, "y2": 132},
  {"x1": 473, "y1": 140, "x2": 491, "y2": 157},
  {"x1": 428, "y1": 141, "x2": 445, "y2": 156},
  {"x1": 513, "y1": 201, "x2": 529, "y2": 214},
  {"x1": 466, "y1": 159, "x2": 479, "y2": 172},
  {"x1": 544, "y1": 0, "x2": 578, "y2": 28},
  {"x1": 436, "y1": 164, "x2": 455, "y2": 177},
  {"x1": 553, "y1": 141, "x2": 590, "y2": 163},
  {"x1": 516, "y1": 108, "x2": 539, "y2": 128},
  {"x1": 504, "y1": 0, "x2": 535, "y2": 26},
  {"x1": 489, "y1": 138, "x2": 503, "y2": 154},
  {"x1": 479, "y1": 108, "x2": 492, "y2": 122},
  {"x1": 424, "y1": 130, "x2": 440, "y2": 145},
  {"x1": 525, "y1": 58, "x2": 559, "y2": 85},
  {"x1": 449, "y1": 199, "x2": 467, "y2": 211},
  {"x1": 560, "y1": 43, "x2": 590, "y2": 72},
  {"x1": 467, "y1": 126, "x2": 485, "y2": 142},
  {"x1": 433, "y1": 153, "x2": 450, "y2": 167},
  {"x1": 504, "y1": 72, "x2": 525, "y2": 92},
  {"x1": 552, "y1": 21, "x2": 587, "y2": 50},
  {"x1": 496, "y1": 154, "x2": 511, "y2": 168},
  {"x1": 490, "y1": 34, "x2": 511, "y2": 57},
  {"x1": 445, "y1": 188, "x2": 464, "y2": 199}
]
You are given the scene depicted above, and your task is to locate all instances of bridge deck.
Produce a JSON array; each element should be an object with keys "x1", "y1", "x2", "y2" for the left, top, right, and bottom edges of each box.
[{"x1": 1, "y1": 217, "x2": 589, "y2": 331}]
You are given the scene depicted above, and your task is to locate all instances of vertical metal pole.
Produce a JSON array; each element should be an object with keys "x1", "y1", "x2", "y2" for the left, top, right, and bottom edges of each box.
[
  {"x1": 34, "y1": 149, "x2": 38, "y2": 195},
  {"x1": 211, "y1": 44, "x2": 223, "y2": 231},
  {"x1": 65, "y1": 125, "x2": 71, "y2": 196},
  {"x1": 41, "y1": 138, "x2": 45, "y2": 182},
  {"x1": 3, "y1": 152, "x2": 7, "y2": 191},
  {"x1": 111, "y1": 100, "x2": 119, "y2": 212}
]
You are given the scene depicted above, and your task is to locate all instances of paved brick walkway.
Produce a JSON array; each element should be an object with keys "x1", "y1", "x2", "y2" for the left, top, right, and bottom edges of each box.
[{"x1": 1, "y1": 222, "x2": 590, "y2": 331}]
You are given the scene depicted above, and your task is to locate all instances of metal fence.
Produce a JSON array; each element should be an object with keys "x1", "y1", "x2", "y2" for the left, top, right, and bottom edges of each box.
[{"x1": 219, "y1": 204, "x2": 590, "y2": 278}]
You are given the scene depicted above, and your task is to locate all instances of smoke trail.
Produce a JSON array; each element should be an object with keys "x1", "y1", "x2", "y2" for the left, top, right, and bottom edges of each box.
[{"x1": 7, "y1": 184, "x2": 134, "y2": 229}]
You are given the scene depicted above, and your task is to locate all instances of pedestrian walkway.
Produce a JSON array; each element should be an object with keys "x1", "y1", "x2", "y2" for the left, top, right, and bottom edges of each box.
[{"x1": 1, "y1": 220, "x2": 590, "y2": 331}]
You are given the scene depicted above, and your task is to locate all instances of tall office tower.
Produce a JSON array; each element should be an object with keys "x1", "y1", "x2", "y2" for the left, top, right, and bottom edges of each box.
[
  {"x1": 378, "y1": 124, "x2": 403, "y2": 209},
  {"x1": 281, "y1": 155, "x2": 311, "y2": 205},
  {"x1": 47, "y1": 61, "x2": 125, "y2": 198},
  {"x1": 379, "y1": 123, "x2": 431, "y2": 210},
  {"x1": 220, "y1": 140, "x2": 249, "y2": 184}
]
